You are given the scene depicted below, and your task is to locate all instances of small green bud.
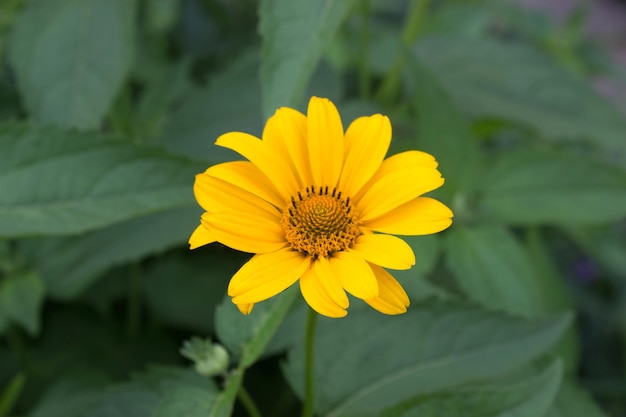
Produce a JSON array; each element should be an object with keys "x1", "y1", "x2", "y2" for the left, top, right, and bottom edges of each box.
[{"x1": 180, "y1": 337, "x2": 229, "y2": 377}]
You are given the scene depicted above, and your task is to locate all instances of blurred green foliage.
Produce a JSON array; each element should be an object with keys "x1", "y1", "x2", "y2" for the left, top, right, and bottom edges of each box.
[{"x1": 0, "y1": 0, "x2": 625, "y2": 416}]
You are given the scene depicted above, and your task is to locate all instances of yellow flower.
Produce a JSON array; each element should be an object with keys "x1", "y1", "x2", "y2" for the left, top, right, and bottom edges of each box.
[{"x1": 189, "y1": 97, "x2": 453, "y2": 318}]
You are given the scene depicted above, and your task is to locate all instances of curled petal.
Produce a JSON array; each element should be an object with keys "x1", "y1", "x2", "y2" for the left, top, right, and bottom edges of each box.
[
  {"x1": 365, "y1": 264, "x2": 410, "y2": 315},
  {"x1": 202, "y1": 212, "x2": 287, "y2": 254},
  {"x1": 330, "y1": 251, "x2": 378, "y2": 300}
]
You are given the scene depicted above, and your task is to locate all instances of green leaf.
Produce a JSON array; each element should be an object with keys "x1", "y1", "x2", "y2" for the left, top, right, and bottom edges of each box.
[
  {"x1": 380, "y1": 361, "x2": 562, "y2": 417},
  {"x1": 208, "y1": 369, "x2": 243, "y2": 417},
  {"x1": 30, "y1": 374, "x2": 110, "y2": 417},
  {"x1": 415, "y1": 36, "x2": 626, "y2": 151},
  {"x1": 8, "y1": 0, "x2": 135, "y2": 129},
  {"x1": 0, "y1": 269, "x2": 44, "y2": 335},
  {"x1": 259, "y1": 0, "x2": 357, "y2": 118},
  {"x1": 32, "y1": 367, "x2": 219, "y2": 417},
  {"x1": 283, "y1": 302, "x2": 570, "y2": 416},
  {"x1": 445, "y1": 225, "x2": 558, "y2": 317},
  {"x1": 0, "y1": 124, "x2": 206, "y2": 237},
  {"x1": 160, "y1": 50, "x2": 262, "y2": 160},
  {"x1": 477, "y1": 149, "x2": 626, "y2": 225},
  {"x1": 18, "y1": 207, "x2": 201, "y2": 299},
  {"x1": 215, "y1": 285, "x2": 299, "y2": 368},
  {"x1": 405, "y1": 48, "x2": 481, "y2": 199},
  {"x1": 546, "y1": 379, "x2": 609, "y2": 417}
]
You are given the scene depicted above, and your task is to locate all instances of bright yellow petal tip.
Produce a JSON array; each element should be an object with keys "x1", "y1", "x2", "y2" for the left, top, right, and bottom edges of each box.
[{"x1": 189, "y1": 97, "x2": 452, "y2": 318}]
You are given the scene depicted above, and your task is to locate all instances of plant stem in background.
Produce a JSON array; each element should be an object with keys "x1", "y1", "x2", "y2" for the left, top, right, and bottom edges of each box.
[
  {"x1": 301, "y1": 308, "x2": 319, "y2": 417},
  {"x1": 375, "y1": 0, "x2": 432, "y2": 103},
  {"x1": 237, "y1": 385, "x2": 264, "y2": 417},
  {"x1": 358, "y1": 0, "x2": 372, "y2": 98}
]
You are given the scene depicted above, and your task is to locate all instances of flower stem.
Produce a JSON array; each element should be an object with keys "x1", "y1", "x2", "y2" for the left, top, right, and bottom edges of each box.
[
  {"x1": 375, "y1": 0, "x2": 432, "y2": 104},
  {"x1": 237, "y1": 385, "x2": 263, "y2": 417},
  {"x1": 301, "y1": 308, "x2": 319, "y2": 417}
]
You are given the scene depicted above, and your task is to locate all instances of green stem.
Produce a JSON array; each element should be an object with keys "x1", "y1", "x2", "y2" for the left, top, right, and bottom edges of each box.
[
  {"x1": 237, "y1": 385, "x2": 263, "y2": 417},
  {"x1": 301, "y1": 308, "x2": 318, "y2": 417},
  {"x1": 375, "y1": 0, "x2": 432, "y2": 103},
  {"x1": 358, "y1": 0, "x2": 371, "y2": 98}
]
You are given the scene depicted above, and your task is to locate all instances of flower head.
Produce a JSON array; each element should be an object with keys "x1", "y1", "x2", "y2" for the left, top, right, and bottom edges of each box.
[{"x1": 190, "y1": 97, "x2": 453, "y2": 318}]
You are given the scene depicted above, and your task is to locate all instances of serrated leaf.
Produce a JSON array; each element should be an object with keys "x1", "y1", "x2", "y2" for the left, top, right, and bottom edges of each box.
[
  {"x1": 380, "y1": 361, "x2": 562, "y2": 417},
  {"x1": 0, "y1": 124, "x2": 206, "y2": 237},
  {"x1": 415, "y1": 36, "x2": 626, "y2": 151},
  {"x1": 8, "y1": 0, "x2": 134, "y2": 129},
  {"x1": 259, "y1": 0, "x2": 357, "y2": 118},
  {"x1": 0, "y1": 269, "x2": 44, "y2": 335},
  {"x1": 477, "y1": 149, "x2": 626, "y2": 225},
  {"x1": 283, "y1": 302, "x2": 570, "y2": 416},
  {"x1": 18, "y1": 207, "x2": 201, "y2": 299},
  {"x1": 215, "y1": 285, "x2": 299, "y2": 368}
]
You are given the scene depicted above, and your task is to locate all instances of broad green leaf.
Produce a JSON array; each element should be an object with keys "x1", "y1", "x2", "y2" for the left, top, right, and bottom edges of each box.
[
  {"x1": 546, "y1": 379, "x2": 609, "y2": 417},
  {"x1": 32, "y1": 367, "x2": 219, "y2": 417},
  {"x1": 215, "y1": 285, "x2": 299, "y2": 368},
  {"x1": 0, "y1": 269, "x2": 44, "y2": 335},
  {"x1": 8, "y1": 0, "x2": 134, "y2": 129},
  {"x1": 18, "y1": 207, "x2": 201, "y2": 299},
  {"x1": 415, "y1": 36, "x2": 626, "y2": 151},
  {"x1": 380, "y1": 361, "x2": 562, "y2": 417},
  {"x1": 445, "y1": 225, "x2": 568, "y2": 317},
  {"x1": 477, "y1": 149, "x2": 626, "y2": 225},
  {"x1": 405, "y1": 51, "x2": 482, "y2": 201},
  {"x1": 259, "y1": 0, "x2": 357, "y2": 118},
  {"x1": 0, "y1": 124, "x2": 205, "y2": 237},
  {"x1": 283, "y1": 302, "x2": 570, "y2": 416},
  {"x1": 446, "y1": 225, "x2": 578, "y2": 370},
  {"x1": 30, "y1": 374, "x2": 110, "y2": 417},
  {"x1": 160, "y1": 51, "x2": 262, "y2": 160},
  {"x1": 525, "y1": 228, "x2": 579, "y2": 372}
]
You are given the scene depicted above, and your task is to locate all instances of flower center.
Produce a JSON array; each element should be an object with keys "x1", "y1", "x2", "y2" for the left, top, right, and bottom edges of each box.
[{"x1": 281, "y1": 185, "x2": 360, "y2": 258}]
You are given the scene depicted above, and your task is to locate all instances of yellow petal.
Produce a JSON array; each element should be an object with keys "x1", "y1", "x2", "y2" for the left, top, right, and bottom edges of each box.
[
  {"x1": 195, "y1": 174, "x2": 280, "y2": 221},
  {"x1": 202, "y1": 212, "x2": 286, "y2": 254},
  {"x1": 307, "y1": 97, "x2": 344, "y2": 188},
  {"x1": 330, "y1": 251, "x2": 379, "y2": 300},
  {"x1": 263, "y1": 107, "x2": 313, "y2": 187},
  {"x1": 229, "y1": 249, "x2": 310, "y2": 304},
  {"x1": 216, "y1": 132, "x2": 299, "y2": 200},
  {"x1": 189, "y1": 224, "x2": 215, "y2": 249},
  {"x1": 350, "y1": 234, "x2": 415, "y2": 270},
  {"x1": 365, "y1": 264, "x2": 410, "y2": 315},
  {"x1": 236, "y1": 303, "x2": 254, "y2": 315},
  {"x1": 338, "y1": 114, "x2": 391, "y2": 197},
  {"x1": 300, "y1": 257, "x2": 348, "y2": 318},
  {"x1": 356, "y1": 164, "x2": 444, "y2": 221},
  {"x1": 206, "y1": 161, "x2": 284, "y2": 209},
  {"x1": 364, "y1": 197, "x2": 453, "y2": 235}
]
